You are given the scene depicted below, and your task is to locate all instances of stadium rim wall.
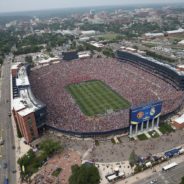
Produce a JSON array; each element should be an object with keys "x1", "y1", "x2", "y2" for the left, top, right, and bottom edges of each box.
[{"x1": 45, "y1": 125, "x2": 129, "y2": 138}]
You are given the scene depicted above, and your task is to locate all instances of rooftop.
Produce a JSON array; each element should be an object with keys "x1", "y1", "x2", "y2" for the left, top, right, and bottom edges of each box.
[
  {"x1": 16, "y1": 66, "x2": 30, "y2": 86},
  {"x1": 78, "y1": 51, "x2": 91, "y2": 59},
  {"x1": 145, "y1": 33, "x2": 164, "y2": 37},
  {"x1": 167, "y1": 28, "x2": 184, "y2": 34},
  {"x1": 178, "y1": 40, "x2": 184, "y2": 45},
  {"x1": 90, "y1": 41, "x2": 104, "y2": 48},
  {"x1": 174, "y1": 115, "x2": 184, "y2": 124},
  {"x1": 13, "y1": 65, "x2": 45, "y2": 117},
  {"x1": 18, "y1": 107, "x2": 35, "y2": 117},
  {"x1": 37, "y1": 57, "x2": 60, "y2": 65},
  {"x1": 177, "y1": 65, "x2": 184, "y2": 69},
  {"x1": 13, "y1": 98, "x2": 25, "y2": 111},
  {"x1": 11, "y1": 62, "x2": 22, "y2": 70}
]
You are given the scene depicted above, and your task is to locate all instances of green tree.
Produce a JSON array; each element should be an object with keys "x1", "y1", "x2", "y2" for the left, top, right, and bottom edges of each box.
[
  {"x1": 39, "y1": 139, "x2": 62, "y2": 157},
  {"x1": 129, "y1": 150, "x2": 139, "y2": 167},
  {"x1": 133, "y1": 45, "x2": 138, "y2": 50},
  {"x1": 0, "y1": 58, "x2": 3, "y2": 65},
  {"x1": 180, "y1": 176, "x2": 184, "y2": 184},
  {"x1": 46, "y1": 45, "x2": 52, "y2": 52},
  {"x1": 17, "y1": 139, "x2": 63, "y2": 181},
  {"x1": 25, "y1": 55, "x2": 33, "y2": 64},
  {"x1": 115, "y1": 35, "x2": 124, "y2": 41},
  {"x1": 0, "y1": 30, "x2": 18, "y2": 56},
  {"x1": 102, "y1": 48, "x2": 114, "y2": 58},
  {"x1": 18, "y1": 149, "x2": 35, "y2": 167},
  {"x1": 69, "y1": 164, "x2": 100, "y2": 184},
  {"x1": 14, "y1": 45, "x2": 43, "y2": 55}
]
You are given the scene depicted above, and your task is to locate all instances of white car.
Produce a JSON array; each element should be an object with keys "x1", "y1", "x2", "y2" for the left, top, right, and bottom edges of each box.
[{"x1": 150, "y1": 179, "x2": 157, "y2": 184}]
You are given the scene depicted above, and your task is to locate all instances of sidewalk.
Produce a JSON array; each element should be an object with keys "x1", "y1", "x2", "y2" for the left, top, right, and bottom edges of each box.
[
  {"x1": 10, "y1": 120, "x2": 30, "y2": 183},
  {"x1": 0, "y1": 65, "x2": 3, "y2": 100},
  {"x1": 10, "y1": 72, "x2": 31, "y2": 184}
]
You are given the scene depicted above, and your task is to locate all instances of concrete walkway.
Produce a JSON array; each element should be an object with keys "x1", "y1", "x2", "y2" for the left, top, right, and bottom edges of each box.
[
  {"x1": 82, "y1": 145, "x2": 94, "y2": 161},
  {"x1": 10, "y1": 73, "x2": 31, "y2": 184},
  {"x1": 155, "y1": 128, "x2": 163, "y2": 136},
  {"x1": 0, "y1": 66, "x2": 3, "y2": 100}
]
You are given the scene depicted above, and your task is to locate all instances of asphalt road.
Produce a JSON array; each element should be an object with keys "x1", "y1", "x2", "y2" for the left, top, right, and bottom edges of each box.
[
  {"x1": 134, "y1": 161, "x2": 184, "y2": 184},
  {"x1": 0, "y1": 58, "x2": 16, "y2": 184}
]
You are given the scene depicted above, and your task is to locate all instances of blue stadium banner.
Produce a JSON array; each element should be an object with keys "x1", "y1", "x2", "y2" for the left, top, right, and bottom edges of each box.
[{"x1": 130, "y1": 101, "x2": 162, "y2": 125}]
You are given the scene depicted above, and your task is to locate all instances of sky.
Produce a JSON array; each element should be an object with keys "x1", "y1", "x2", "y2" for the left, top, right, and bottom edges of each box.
[{"x1": 0, "y1": 0, "x2": 184, "y2": 13}]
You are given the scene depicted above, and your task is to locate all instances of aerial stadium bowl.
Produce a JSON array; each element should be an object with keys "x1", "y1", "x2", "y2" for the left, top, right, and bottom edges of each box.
[{"x1": 29, "y1": 57, "x2": 184, "y2": 137}]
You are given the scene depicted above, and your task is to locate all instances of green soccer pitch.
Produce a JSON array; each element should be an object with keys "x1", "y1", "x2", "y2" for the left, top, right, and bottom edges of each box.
[{"x1": 66, "y1": 80, "x2": 131, "y2": 116}]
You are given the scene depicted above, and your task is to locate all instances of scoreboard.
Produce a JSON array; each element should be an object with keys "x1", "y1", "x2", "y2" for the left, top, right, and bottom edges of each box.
[{"x1": 130, "y1": 101, "x2": 162, "y2": 125}]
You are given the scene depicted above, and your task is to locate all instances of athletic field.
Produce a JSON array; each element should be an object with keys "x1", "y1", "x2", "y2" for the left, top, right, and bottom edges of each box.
[{"x1": 66, "y1": 80, "x2": 130, "y2": 116}]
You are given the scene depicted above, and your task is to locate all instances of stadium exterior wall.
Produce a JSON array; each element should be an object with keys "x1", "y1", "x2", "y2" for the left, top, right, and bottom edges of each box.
[{"x1": 45, "y1": 124, "x2": 129, "y2": 138}]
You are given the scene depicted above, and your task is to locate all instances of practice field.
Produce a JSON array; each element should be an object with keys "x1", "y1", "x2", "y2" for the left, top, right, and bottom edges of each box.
[
  {"x1": 66, "y1": 80, "x2": 130, "y2": 116},
  {"x1": 97, "y1": 33, "x2": 121, "y2": 41}
]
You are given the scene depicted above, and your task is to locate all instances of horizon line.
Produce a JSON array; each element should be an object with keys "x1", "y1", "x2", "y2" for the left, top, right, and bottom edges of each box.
[{"x1": 0, "y1": 2, "x2": 184, "y2": 15}]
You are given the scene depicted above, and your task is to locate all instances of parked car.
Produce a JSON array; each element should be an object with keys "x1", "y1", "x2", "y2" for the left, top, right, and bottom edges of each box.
[
  {"x1": 3, "y1": 162, "x2": 7, "y2": 169},
  {"x1": 12, "y1": 169, "x2": 16, "y2": 173},
  {"x1": 12, "y1": 145, "x2": 15, "y2": 149},
  {"x1": 0, "y1": 138, "x2": 4, "y2": 145}
]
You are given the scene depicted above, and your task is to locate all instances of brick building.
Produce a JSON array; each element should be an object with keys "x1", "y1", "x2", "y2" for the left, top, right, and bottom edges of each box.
[
  {"x1": 11, "y1": 63, "x2": 46, "y2": 143},
  {"x1": 173, "y1": 115, "x2": 184, "y2": 129}
]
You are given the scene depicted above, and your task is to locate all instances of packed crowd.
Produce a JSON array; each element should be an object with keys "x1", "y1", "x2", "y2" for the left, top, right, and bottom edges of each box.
[{"x1": 29, "y1": 58, "x2": 184, "y2": 133}]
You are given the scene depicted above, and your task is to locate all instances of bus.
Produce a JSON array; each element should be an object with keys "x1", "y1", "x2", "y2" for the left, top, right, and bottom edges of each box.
[
  {"x1": 162, "y1": 162, "x2": 178, "y2": 171},
  {"x1": 106, "y1": 172, "x2": 125, "y2": 182}
]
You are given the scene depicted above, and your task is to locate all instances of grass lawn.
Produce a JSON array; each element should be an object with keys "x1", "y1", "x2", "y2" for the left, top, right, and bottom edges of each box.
[
  {"x1": 95, "y1": 140, "x2": 100, "y2": 146},
  {"x1": 66, "y1": 80, "x2": 130, "y2": 116},
  {"x1": 98, "y1": 33, "x2": 120, "y2": 41},
  {"x1": 111, "y1": 138, "x2": 116, "y2": 144},
  {"x1": 137, "y1": 134, "x2": 148, "y2": 141},
  {"x1": 143, "y1": 42, "x2": 157, "y2": 48},
  {"x1": 52, "y1": 168, "x2": 62, "y2": 177},
  {"x1": 168, "y1": 34, "x2": 184, "y2": 40},
  {"x1": 148, "y1": 130, "x2": 159, "y2": 138},
  {"x1": 159, "y1": 123, "x2": 175, "y2": 134}
]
